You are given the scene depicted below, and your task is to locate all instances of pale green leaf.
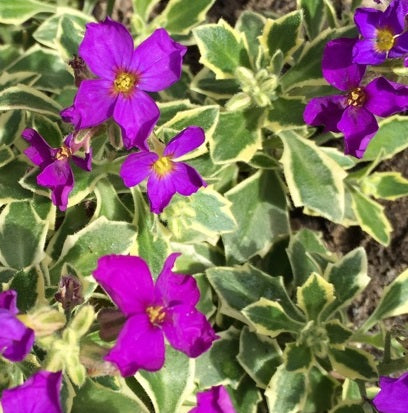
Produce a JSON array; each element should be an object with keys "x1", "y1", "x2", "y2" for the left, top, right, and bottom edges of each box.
[{"x1": 0, "y1": 0, "x2": 55, "y2": 24}]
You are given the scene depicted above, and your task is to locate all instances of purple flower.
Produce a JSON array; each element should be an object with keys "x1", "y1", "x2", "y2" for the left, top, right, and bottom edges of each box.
[
  {"x1": 0, "y1": 290, "x2": 34, "y2": 362},
  {"x1": 353, "y1": 0, "x2": 408, "y2": 64},
  {"x1": 303, "y1": 37, "x2": 408, "y2": 158},
  {"x1": 373, "y1": 372, "x2": 408, "y2": 413},
  {"x1": 93, "y1": 253, "x2": 218, "y2": 377},
  {"x1": 189, "y1": 386, "x2": 236, "y2": 413},
  {"x1": 61, "y1": 18, "x2": 187, "y2": 150},
  {"x1": 22, "y1": 128, "x2": 92, "y2": 211},
  {"x1": 120, "y1": 126, "x2": 206, "y2": 214},
  {"x1": 1, "y1": 370, "x2": 62, "y2": 413}
]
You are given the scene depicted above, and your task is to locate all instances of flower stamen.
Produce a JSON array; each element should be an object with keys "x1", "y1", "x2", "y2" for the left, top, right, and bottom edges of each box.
[
  {"x1": 375, "y1": 28, "x2": 395, "y2": 52},
  {"x1": 152, "y1": 156, "x2": 173, "y2": 177},
  {"x1": 55, "y1": 145, "x2": 72, "y2": 160},
  {"x1": 347, "y1": 87, "x2": 366, "y2": 107},
  {"x1": 113, "y1": 71, "x2": 138, "y2": 96},
  {"x1": 146, "y1": 305, "x2": 166, "y2": 326}
]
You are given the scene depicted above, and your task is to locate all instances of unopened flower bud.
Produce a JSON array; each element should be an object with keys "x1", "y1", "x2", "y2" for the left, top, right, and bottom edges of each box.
[
  {"x1": 55, "y1": 275, "x2": 84, "y2": 311},
  {"x1": 69, "y1": 54, "x2": 92, "y2": 87}
]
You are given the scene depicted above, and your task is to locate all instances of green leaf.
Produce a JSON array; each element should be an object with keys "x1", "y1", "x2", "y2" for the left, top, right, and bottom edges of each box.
[
  {"x1": 196, "y1": 327, "x2": 245, "y2": 389},
  {"x1": 132, "y1": 0, "x2": 161, "y2": 20},
  {"x1": 210, "y1": 109, "x2": 263, "y2": 164},
  {"x1": 297, "y1": 273, "x2": 335, "y2": 321},
  {"x1": 0, "y1": 201, "x2": 48, "y2": 269},
  {"x1": 72, "y1": 378, "x2": 148, "y2": 413},
  {"x1": 206, "y1": 264, "x2": 304, "y2": 322},
  {"x1": 237, "y1": 326, "x2": 282, "y2": 388},
  {"x1": 0, "y1": 110, "x2": 24, "y2": 146},
  {"x1": 265, "y1": 365, "x2": 307, "y2": 413},
  {"x1": 193, "y1": 19, "x2": 251, "y2": 79},
  {"x1": 284, "y1": 343, "x2": 313, "y2": 371},
  {"x1": 159, "y1": 0, "x2": 215, "y2": 34},
  {"x1": 280, "y1": 130, "x2": 346, "y2": 222},
  {"x1": 0, "y1": 85, "x2": 62, "y2": 117},
  {"x1": 228, "y1": 377, "x2": 262, "y2": 413},
  {"x1": 322, "y1": 247, "x2": 369, "y2": 318},
  {"x1": 350, "y1": 187, "x2": 391, "y2": 246},
  {"x1": 136, "y1": 345, "x2": 193, "y2": 413},
  {"x1": 300, "y1": 0, "x2": 325, "y2": 39},
  {"x1": 32, "y1": 114, "x2": 63, "y2": 148},
  {"x1": 191, "y1": 68, "x2": 240, "y2": 99},
  {"x1": 0, "y1": 146, "x2": 14, "y2": 168},
  {"x1": 328, "y1": 347, "x2": 377, "y2": 380},
  {"x1": 260, "y1": 11, "x2": 303, "y2": 62},
  {"x1": 0, "y1": 0, "x2": 55, "y2": 24},
  {"x1": 362, "y1": 268, "x2": 408, "y2": 331},
  {"x1": 157, "y1": 100, "x2": 196, "y2": 126},
  {"x1": 362, "y1": 172, "x2": 408, "y2": 200},
  {"x1": 243, "y1": 298, "x2": 305, "y2": 338},
  {"x1": 161, "y1": 187, "x2": 236, "y2": 244},
  {"x1": 50, "y1": 217, "x2": 137, "y2": 284},
  {"x1": 9, "y1": 267, "x2": 40, "y2": 311},
  {"x1": 325, "y1": 320, "x2": 352, "y2": 345},
  {"x1": 266, "y1": 97, "x2": 307, "y2": 133},
  {"x1": 56, "y1": 15, "x2": 86, "y2": 60},
  {"x1": 363, "y1": 116, "x2": 408, "y2": 161},
  {"x1": 0, "y1": 45, "x2": 21, "y2": 71},
  {"x1": 222, "y1": 170, "x2": 289, "y2": 262},
  {"x1": 0, "y1": 159, "x2": 32, "y2": 204},
  {"x1": 329, "y1": 402, "x2": 365, "y2": 413}
]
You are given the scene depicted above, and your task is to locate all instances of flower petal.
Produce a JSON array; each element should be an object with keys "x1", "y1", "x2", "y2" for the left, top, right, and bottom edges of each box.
[
  {"x1": 338, "y1": 106, "x2": 378, "y2": 158},
  {"x1": 354, "y1": 8, "x2": 381, "y2": 38},
  {"x1": 104, "y1": 313, "x2": 165, "y2": 376},
  {"x1": 79, "y1": 17, "x2": 134, "y2": 79},
  {"x1": 189, "y1": 386, "x2": 236, "y2": 413},
  {"x1": 120, "y1": 151, "x2": 158, "y2": 187},
  {"x1": 382, "y1": 0, "x2": 407, "y2": 34},
  {"x1": 131, "y1": 28, "x2": 187, "y2": 92},
  {"x1": 60, "y1": 105, "x2": 81, "y2": 126},
  {"x1": 352, "y1": 38, "x2": 386, "y2": 65},
  {"x1": 1, "y1": 370, "x2": 62, "y2": 413},
  {"x1": 146, "y1": 172, "x2": 176, "y2": 214},
  {"x1": 155, "y1": 253, "x2": 200, "y2": 307},
  {"x1": 71, "y1": 150, "x2": 93, "y2": 172},
  {"x1": 389, "y1": 32, "x2": 408, "y2": 57},
  {"x1": 170, "y1": 162, "x2": 206, "y2": 196},
  {"x1": 22, "y1": 128, "x2": 54, "y2": 168},
  {"x1": 93, "y1": 255, "x2": 155, "y2": 315},
  {"x1": 113, "y1": 90, "x2": 160, "y2": 150},
  {"x1": 164, "y1": 126, "x2": 206, "y2": 159},
  {"x1": 163, "y1": 305, "x2": 217, "y2": 357},
  {"x1": 373, "y1": 372, "x2": 408, "y2": 413},
  {"x1": 70, "y1": 79, "x2": 116, "y2": 129},
  {"x1": 365, "y1": 76, "x2": 408, "y2": 117},
  {"x1": 0, "y1": 290, "x2": 18, "y2": 314},
  {"x1": 0, "y1": 309, "x2": 34, "y2": 362},
  {"x1": 322, "y1": 38, "x2": 366, "y2": 91}
]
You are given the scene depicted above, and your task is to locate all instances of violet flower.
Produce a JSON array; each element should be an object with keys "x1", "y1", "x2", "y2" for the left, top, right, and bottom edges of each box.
[
  {"x1": 120, "y1": 126, "x2": 206, "y2": 214},
  {"x1": 189, "y1": 386, "x2": 236, "y2": 413},
  {"x1": 353, "y1": 0, "x2": 408, "y2": 65},
  {"x1": 93, "y1": 253, "x2": 218, "y2": 377},
  {"x1": 373, "y1": 372, "x2": 408, "y2": 413},
  {"x1": 1, "y1": 370, "x2": 62, "y2": 413},
  {"x1": 22, "y1": 128, "x2": 92, "y2": 211},
  {"x1": 61, "y1": 18, "x2": 187, "y2": 150},
  {"x1": 0, "y1": 290, "x2": 34, "y2": 362},
  {"x1": 303, "y1": 37, "x2": 408, "y2": 158}
]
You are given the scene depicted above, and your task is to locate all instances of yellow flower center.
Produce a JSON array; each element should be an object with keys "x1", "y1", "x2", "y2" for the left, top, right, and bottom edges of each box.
[
  {"x1": 54, "y1": 145, "x2": 72, "y2": 160},
  {"x1": 113, "y1": 71, "x2": 137, "y2": 95},
  {"x1": 152, "y1": 156, "x2": 173, "y2": 177},
  {"x1": 146, "y1": 305, "x2": 166, "y2": 326},
  {"x1": 347, "y1": 87, "x2": 366, "y2": 107},
  {"x1": 375, "y1": 28, "x2": 395, "y2": 52}
]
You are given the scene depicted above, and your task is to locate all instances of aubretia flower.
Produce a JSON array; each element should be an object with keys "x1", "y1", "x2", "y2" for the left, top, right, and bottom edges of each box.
[
  {"x1": 353, "y1": 0, "x2": 408, "y2": 65},
  {"x1": 22, "y1": 128, "x2": 92, "y2": 211},
  {"x1": 373, "y1": 372, "x2": 408, "y2": 413},
  {"x1": 189, "y1": 386, "x2": 236, "y2": 413},
  {"x1": 61, "y1": 18, "x2": 187, "y2": 150},
  {"x1": 303, "y1": 37, "x2": 408, "y2": 158},
  {"x1": 0, "y1": 290, "x2": 34, "y2": 362},
  {"x1": 0, "y1": 370, "x2": 62, "y2": 413},
  {"x1": 120, "y1": 126, "x2": 206, "y2": 213},
  {"x1": 93, "y1": 253, "x2": 218, "y2": 377}
]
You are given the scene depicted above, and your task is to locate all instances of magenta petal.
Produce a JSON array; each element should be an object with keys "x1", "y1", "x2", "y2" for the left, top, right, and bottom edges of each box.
[
  {"x1": 113, "y1": 91, "x2": 160, "y2": 150},
  {"x1": 104, "y1": 313, "x2": 165, "y2": 376},
  {"x1": 131, "y1": 28, "x2": 187, "y2": 92},
  {"x1": 146, "y1": 173, "x2": 176, "y2": 214},
  {"x1": 338, "y1": 106, "x2": 378, "y2": 158},
  {"x1": 373, "y1": 373, "x2": 408, "y2": 413},
  {"x1": 352, "y1": 38, "x2": 386, "y2": 65},
  {"x1": 60, "y1": 105, "x2": 81, "y2": 126},
  {"x1": 164, "y1": 127, "x2": 206, "y2": 158},
  {"x1": 189, "y1": 386, "x2": 236, "y2": 413},
  {"x1": 155, "y1": 253, "x2": 200, "y2": 308},
  {"x1": 119, "y1": 151, "x2": 157, "y2": 187},
  {"x1": 1, "y1": 370, "x2": 62, "y2": 413},
  {"x1": 0, "y1": 290, "x2": 18, "y2": 314},
  {"x1": 72, "y1": 150, "x2": 93, "y2": 171},
  {"x1": 303, "y1": 95, "x2": 346, "y2": 132},
  {"x1": 0, "y1": 310, "x2": 34, "y2": 362},
  {"x1": 163, "y1": 305, "x2": 217, "y2": 357},
  {"x1": 93, "y1": 255, "x2": 155, "y2": 315},
  {"x1": 172, "y1": 162, "x2": 206, "y2": 196},
  {"x1": 354, "y1": 8, "x2": 381, "y2": 38},
  {"x1": 383, "y1": 0, "x2": 407, "y2": 33},
  {"x1": 365, "y1": 77, "x2": 408, "y2": 117},
  {"x1": 322, "y1": 38, "x2": 366, "y2": 91},
  {"x1": 389, "y1": 32, "x2": 408, "y2": 57},
  {"x1": 22, "y1": 128, "x2": 54, "y2": 168},
  {"x1": 72, "y1": 79, "x2": 115, "y2": 129},
  {"x1": 79, "y1": 18, "x2": 134, "y2": 79}
]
